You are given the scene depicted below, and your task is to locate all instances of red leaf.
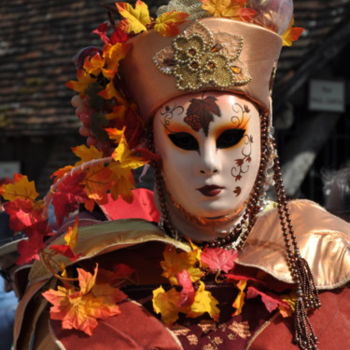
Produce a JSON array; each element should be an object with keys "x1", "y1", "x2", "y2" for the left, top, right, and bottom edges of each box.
[
  {"x1": 176, "y1": 270, "x2": 195, "y2": 307},
  {"x1": 17, "y1": 232, "x2": 45, "y2": 265},
  {"x1": 201, "y1": 248, "x2": 238, "y2": 273},
  {"x1": 49, "y1": 245, "x2": 81, "y2": 261},
  {"x1": 4, "y1": 198, "x2": 43, "y2": 232},
  {"x1": 224, "y1": 273, "x2": 261, "y2": 284},
  {"x1": 92, "y1": 23, "x2": 111, "y2": 44},
  {"x1": 247, "y1": 286, "x2": 288, "y2": 313},
  {"x1": 110, "y1": 25, "x2": 130, "y2": 44},
  {"x1": 52, "y1": 171, "x2": 87, "y2": 226}
]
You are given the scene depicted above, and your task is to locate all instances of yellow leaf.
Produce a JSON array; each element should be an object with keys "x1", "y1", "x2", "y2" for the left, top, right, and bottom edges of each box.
[
  {"x1": 72, "y1": 145, "x2": 103, "y2": 166},
  {"x1": 64, "y1": 218, "x2": 79, "y2": 250},
  {"x1": 154, "y1": 11, "x2": 189, "y2": 37},
  {"x1": 66, "y1": 70, "x2": 96, "y2": 95},
  {"x1": 111, "y1": 133, "x2": 146, "y2": 170},
  {"x1": 83, "y1": 52, "x2": 105, "y2": 77},
  {"x1": 105, "y1": 105, "x2": 128, "y2": 121},
  {"x1": 201, "y1": 0, "x2": 243, "y2": 18},
  {"x1": 83, "y1": 165, "x2": 113, "y2": 203},
  {"x1": 279, "y1": 294, "x2": 296, "y2": 318},
  {"x1": 152, "y1": 286, "x2": 182, "y2": 324},
  {"x1": 160, "y1": 245, "x2": 203, "y2": 285},
  {"x1": 232, "y1": 279, "x2": 247, "y2": 316},
  {"x1": 102, "y1": 43, "x2": 130, "y2": 80},
  {"x1": 188, "y1": 281, "x2": 220, "y2": 320},
  {"x1": 1, "y1": 174, "x2": 39, "y2": 201},
  {"x1": 115, "y1": 0, "x2": 151, "y2": 34},
  {"x1": 108, "y1": 163, "x2": 135, "y2": 203}
]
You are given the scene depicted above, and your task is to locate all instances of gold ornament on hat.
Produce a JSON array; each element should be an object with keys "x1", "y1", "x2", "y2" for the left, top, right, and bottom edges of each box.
[{"x1": 153, "y1": 21, "x2": 251, "y2": 91}]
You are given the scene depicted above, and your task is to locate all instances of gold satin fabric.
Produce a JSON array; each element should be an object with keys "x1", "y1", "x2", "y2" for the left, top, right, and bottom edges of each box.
[{"x1": 237, "y1": 199, "x2": 350, "y2": 289}]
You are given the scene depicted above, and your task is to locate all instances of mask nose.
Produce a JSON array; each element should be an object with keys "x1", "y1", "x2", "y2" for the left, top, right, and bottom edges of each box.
[{"x1": 198, "y1": 142, "x2": 220, "y2": 175}]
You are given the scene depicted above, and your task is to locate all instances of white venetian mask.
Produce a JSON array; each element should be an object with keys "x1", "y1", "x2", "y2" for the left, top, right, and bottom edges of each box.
[{"x1": 153, "y1": 92, "x2": 261, "y2": 219}]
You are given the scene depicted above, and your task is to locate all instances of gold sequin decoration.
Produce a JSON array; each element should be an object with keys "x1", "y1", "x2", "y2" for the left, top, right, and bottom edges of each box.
[
  {"x1": 228, "y1": 320, "x2": 251, "y2": 339},
  {"x1": 187, "y1": 334, "x2": 199, "y2": 345},
  {"x1": 153, "y1": 21, "x2": 251, "y2": 91}
]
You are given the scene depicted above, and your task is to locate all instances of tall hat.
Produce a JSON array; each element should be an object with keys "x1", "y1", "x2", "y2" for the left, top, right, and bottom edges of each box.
[{"x1": 119, "y1": 0, "x2": 293, "y2": 121}]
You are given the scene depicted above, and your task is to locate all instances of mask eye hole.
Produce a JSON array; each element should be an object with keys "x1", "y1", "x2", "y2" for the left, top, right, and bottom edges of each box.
[
  {"x1": 168, "y1": 132, "x2": 199, "y2": 151},
  {"x1": 217, "y1": 129, "x2": 245, "y2": 149}
]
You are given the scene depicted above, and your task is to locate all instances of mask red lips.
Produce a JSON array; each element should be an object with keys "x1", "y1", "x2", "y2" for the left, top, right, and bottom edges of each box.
[{"x1": 197, "y1": 185, "x2": 224, "y2": 197}]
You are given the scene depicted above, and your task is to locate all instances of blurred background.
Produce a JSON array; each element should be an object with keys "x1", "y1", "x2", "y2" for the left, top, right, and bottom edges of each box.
[{"x1": 1, "y1": 0, "x2": 350, "y2": 205}]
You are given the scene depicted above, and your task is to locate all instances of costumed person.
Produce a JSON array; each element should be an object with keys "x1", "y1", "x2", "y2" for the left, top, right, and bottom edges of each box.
[{"x1": 2, "y1": 0, "x2": 350, "y2": 349}]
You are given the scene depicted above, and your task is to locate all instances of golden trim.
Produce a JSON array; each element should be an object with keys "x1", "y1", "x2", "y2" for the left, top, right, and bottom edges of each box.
[{"x1": 246, "y1": 312, "x2": 280, "y2": 350}]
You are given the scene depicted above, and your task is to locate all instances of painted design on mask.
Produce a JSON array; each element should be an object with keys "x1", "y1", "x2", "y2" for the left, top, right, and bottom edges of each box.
[
  {"x1": 231, "y1": 134, "x2": 253, "y2": 182},
  {"x1": 230, "y1": 103, "x2": 253, "y2": 183},
  {"x1": 184, "y1": 95, "x2": 221, "y2": 136},
  {"x1": 160, "y1": 104, "x2": 185, "y2": 130},
  {"x1": 233, "y1": 186, "x2": 241, "y2": 197}
]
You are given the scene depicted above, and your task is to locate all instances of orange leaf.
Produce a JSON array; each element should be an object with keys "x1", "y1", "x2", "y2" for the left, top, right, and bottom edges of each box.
[
  {"x1": 1, "y1": 174, "x2": 38, "y2": 201},
  {"x1": 83, "y1": 165, "x2": 113, "y2": 203},
  {"x1": 101, "y1": 43, "x2": 130, "y2": 80},
  {"x1": 72, "y1": 144, "x2": 103, "y2": 166},
  {"x1": 154, "y1": 11, "x2": 189, "y2": 37},
  {"x1": 160, "y1": 245, "x2": 203, "y2": 285},
  {"x1": 43, "y1": 266, "x2": 122, "y2": 336},
  {"x1": 51, "y1": 165, "x2": 74, "y2": 183},
  {"x1": 282, "y1": 26, "x2": 304, "y2": 46},
  {"x1": 64, "y1": 218, "x2": 79, "y2": 250},
  {"x1": 65, "y1": 70, "x2": 96, "y2": 95},
  {"x1": 115, "y1": 0, "x2": 151, "y2": 34},
  {"x1": 201, "y1": 0, "x2": 244, "y2": 18},
  {"x1": 232, "y1": 279, "x2": 247, "y2": 316},
  {"x1": 83, "y1": 52, "x2": 105, "y2": 76},
  {"x1": 201, "y1": 247, "x2": 237, "y2": 273}
]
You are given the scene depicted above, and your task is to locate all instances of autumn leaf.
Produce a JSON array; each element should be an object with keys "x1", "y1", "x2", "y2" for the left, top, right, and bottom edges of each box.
[
  {"x1": 72, "y1": 145, "x2": 104, "y2": 166},
  {"x1": 1, "y1": 174, "x2": 38, "y2": 201},
  {"x1": 108, "y1": 164, "x2": 135, "y2": 203},
  {"x1": 92, "y1": 22, "x2": 111, "y2": 45},
  {"x1": 279, "y1": 294, "x2": 296, "y2": 318},
  {"x1": 232, "y1": 279, "x2": 247, "y2": 316},
  {"x1": 66, "y1": 70, "x2": 96, "y2": 95},
  {"x1": 83, "y1": 165, "x2": 113, "y2": 203},
  {"x1": 112, "y1": 133, "x2": 146, "y2": 170},
  {"x1": 51, "y1": 171, "x2": 87, "y2": 226},
  {"x1": 176, "y1": 270, "x2": 195, "y2": 307},
  {"x1": 200, "y1": 247, "x2": 237, "y2": 273},
  {"x1": 247, "y1": 286, "x2": 289, "y2": 313},
  {"x1": 160, "y1": 245, "x2": 204, "y2": 285},
  {"x1": 43, "y1": 266, "x2": 122, "y2": 335},
  {"x1": 51, "y1": 165, "x2": 74, "y2": 183},
  {"x1": 4, "y1": 198, "x2": 44, "y2": 232},
  {"x1": 201, "y1": 0, "x2": 247, "y2": 19},
  {"x1": 17, "y1": 231, "x2": 45, "y2": 265},
  {"x1": 97, "y1": 264, "x2": 135, "y2": 286},
  {"x1": 105, "y1": 105, "x2": 128, "y2": 121},
  {"x1": 188, "y1": 281, "x2": 220, "y2": 321},
  {"x1": 115, "y1": 0, "x2": 151, "y2": 34},
  {"x1": 101, "y1": 43, "x2": 130, "y2": 80},
  {"x1": 238, "y1": 7, "x2": 256, "y2": 21},
  {"x1": 282, "y1": 19, "x2": 304, "y2": 47},
  {"x1": 110, "y1": 25, "x2": 130, "y2": 44},
  {"x1": 98, "y1": 81, "x2": 124, "y2": 102},
  {"x1": 49, "y1": 218, "x2": 80, "y2": 261},
  {"x1": 152, "y1": 286, "x2": 182, "y2": 324},
  {"x1": 154, "y1": 11, "x2": 189, "y2": 37},
  {"x1": 83, "y1": 52, "x2": 105, "y2": 77},
  {"x1": 105, "y1": 127, "x2": 125, "y2": 143}
]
